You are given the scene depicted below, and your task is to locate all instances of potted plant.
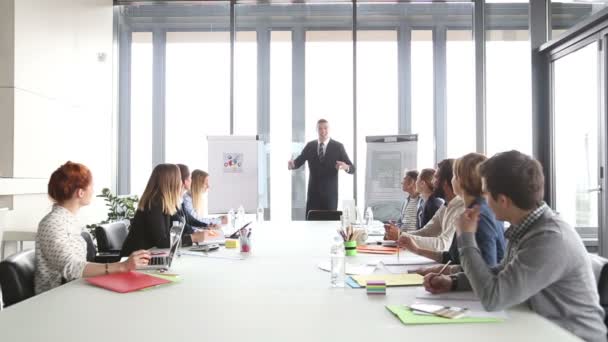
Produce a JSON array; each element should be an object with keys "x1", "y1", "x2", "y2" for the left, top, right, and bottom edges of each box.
[{"x1": 86, "y1": 188, "x2": 138, "y2": 240}]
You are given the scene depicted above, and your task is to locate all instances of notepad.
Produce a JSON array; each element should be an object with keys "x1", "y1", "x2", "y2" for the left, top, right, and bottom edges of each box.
[
  {"x1": 410, "y1": 303, "x2": 468, "y2": 319},
  {"x1": 356, "y1": 245, "x2": 399, "y2": 254},
  {"x1": 86, "y1": 271, "x2": 170, "y2": 293},
  {"x1": 351, "y1": 273, "x2": 423, "y2": 287},
  {"x1": 386, "y1": 305, "x2": 503, "y2": 325},
  {"x1": 345, "y1": 276, "x2": 363, "y2": 288}
]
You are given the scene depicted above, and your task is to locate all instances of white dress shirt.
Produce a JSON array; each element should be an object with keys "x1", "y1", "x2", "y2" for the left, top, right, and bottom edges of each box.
[{"x1": 317, "y1": 137, "x2": 330, "y2": 156}]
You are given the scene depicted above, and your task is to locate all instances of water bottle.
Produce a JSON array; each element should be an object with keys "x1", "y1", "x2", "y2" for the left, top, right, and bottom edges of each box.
[
  {"x1": 237, "y1": 205, "x2": 245, "y2": 226},
  {"x1": 356, "y1": 207, "x2": 363, "y2": 224},
  {"x1": 343, "y1": 207, "x2": 351, "y2": 224},
  {"x1": 170, "y1": 221, "x2": 182, "y2": 257},
  {"x1": 330, "y1": 236, "x2": 345, "y2": 288},
  {"x1": 365, "y1": 207, "x2": 374, "y2": 227},
  {"x1": 256, "y1": 205, "x2": 264, "y2": 223},
  {"x1": 228, "y1": 208, "x2": 236, "y2": 228}
]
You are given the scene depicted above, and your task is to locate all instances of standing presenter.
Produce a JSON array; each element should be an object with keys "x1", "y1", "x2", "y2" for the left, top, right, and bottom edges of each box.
[{"x1": 288, "y1": 119, "x2": 355, "y2": 219}]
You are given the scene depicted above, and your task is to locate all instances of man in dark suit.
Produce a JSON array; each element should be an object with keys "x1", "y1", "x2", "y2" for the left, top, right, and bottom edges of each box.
[{"x1": 288, "y1": 119, "x2": 355, "y2": 219}]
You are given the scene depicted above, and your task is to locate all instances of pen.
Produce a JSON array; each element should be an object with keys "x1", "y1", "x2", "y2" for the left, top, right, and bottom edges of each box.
[{"x1": 437, "y1": 260, "x2": 452, "y2": 275}]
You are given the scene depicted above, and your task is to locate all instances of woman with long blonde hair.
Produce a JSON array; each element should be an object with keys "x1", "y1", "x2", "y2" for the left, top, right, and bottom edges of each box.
[
  {"x1": 181, "y1": 169, "x2": 227, "y2": 230},
  {"x1": 121, "y1": 164, "x2": 207, "y2": 256}
]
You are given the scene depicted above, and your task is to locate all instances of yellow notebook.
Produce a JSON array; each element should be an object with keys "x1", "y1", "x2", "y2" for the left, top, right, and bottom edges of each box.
[{"x1": 351, "y1": 273, "x2": 424, "y2": 287}]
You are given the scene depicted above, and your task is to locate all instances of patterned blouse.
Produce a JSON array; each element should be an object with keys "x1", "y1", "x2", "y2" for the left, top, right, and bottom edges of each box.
[{"x1": 34, "y1": 205, "x2": 87, "y2": 294}]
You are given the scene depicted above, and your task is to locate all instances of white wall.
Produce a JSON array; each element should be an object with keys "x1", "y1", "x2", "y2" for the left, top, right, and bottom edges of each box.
[{"x1": 0, "y1": 0, "x2": 115, "y2": 258}]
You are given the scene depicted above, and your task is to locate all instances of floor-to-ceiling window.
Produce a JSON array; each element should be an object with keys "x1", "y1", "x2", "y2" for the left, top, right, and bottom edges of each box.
[
  {"x1": 269, "y1": 30, "x2": 293, "y2": 222},
  {"x1": 305, "y1": 29, "x2": 354, "y2": 208},
  {"x1": 411, "y1": 30, "x2": 435, "y2": 169},
  {"x1": 119, "y1": 0, "x2": 542, "y2": 221},
  {"x1": 554, "y1": 42, "x2": 599, "y2": 240},
  {"x1": 355, "y1": 29, "x2": 398, "y2": 208},
  {"x1": 234, "y1": 31, "x2": 258, "y2": 136},
  {"x1": 446, "y1": 29, "x2": 475, "y2": 160},
  {"x1": 130, "y1": 32, "x2": 153, "y2": 197},
  {"x1": 165, "y1": 31, "x2": 231, "y2": 172},
  {"x1": 486, "y1": 1, "x2": 532, "y2": 156}
]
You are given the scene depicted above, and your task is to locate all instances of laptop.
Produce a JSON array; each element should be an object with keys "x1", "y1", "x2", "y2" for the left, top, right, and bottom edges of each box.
[
  {"x1": 137, "y1": 223, "x2": 184, "y2": 271},
  {"x1": 225, "y1": 221, "x2": 252, "y2": 239}
]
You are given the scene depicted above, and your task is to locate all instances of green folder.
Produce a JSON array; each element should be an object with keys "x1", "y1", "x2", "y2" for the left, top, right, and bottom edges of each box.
[
  {"x1": 146, "y1": 273, "x2": 181, "y2": 283},
  {"x1": 137, "y1": 273, "x2": 181, "y2": 291},
  {"x1": 386, "y1": 305, "x2": 503, "y2": 325}
]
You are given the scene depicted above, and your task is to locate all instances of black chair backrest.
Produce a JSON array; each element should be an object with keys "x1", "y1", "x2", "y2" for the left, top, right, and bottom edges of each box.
[
  {"x1": 589, "y1": 254, "x2": 608, "y2": 334},
  {"x1": 307, "y1": 210, "x2": 343, "y2": 221},
  {"x1": 597, "y1": 262, "x2": 608, "y2": 332},
  {"x1": 81, "y1": 231, "x2": 97, "y2": 262},
  {"x1": 0, "y1": 249, "x2": 36, "y2": 307},
  {"x1": 95, "y1": 221, "x2": 129, "y2": 253}
]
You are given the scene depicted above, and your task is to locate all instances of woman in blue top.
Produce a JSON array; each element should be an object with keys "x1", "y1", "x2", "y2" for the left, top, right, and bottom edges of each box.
[
  {"x1": 400, "y1": 153, "x2": 505, "y2": 271},
  {"x1": 182, "y1": 169, "x2": 228, "y2": 231}
]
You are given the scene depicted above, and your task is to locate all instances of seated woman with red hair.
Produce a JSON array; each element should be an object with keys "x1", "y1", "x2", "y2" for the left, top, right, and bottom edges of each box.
[{"x1": 34, "y1": 161, "x2": 149, "y2": 294}]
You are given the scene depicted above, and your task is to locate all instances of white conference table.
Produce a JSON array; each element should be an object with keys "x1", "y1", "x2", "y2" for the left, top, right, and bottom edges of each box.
[{"x1": 0, "y1": 221, "x2": 580, "y2": 341}]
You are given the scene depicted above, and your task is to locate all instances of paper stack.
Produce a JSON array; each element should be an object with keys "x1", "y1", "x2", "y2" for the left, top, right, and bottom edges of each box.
[{"x1": 366, "y1": 280, "x2": 386, "y2": 295}]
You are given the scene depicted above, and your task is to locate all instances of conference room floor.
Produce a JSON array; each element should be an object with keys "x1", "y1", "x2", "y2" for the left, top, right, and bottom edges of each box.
[{"x1": 0, "y1": 221, "x2": 580, "y2": 341}]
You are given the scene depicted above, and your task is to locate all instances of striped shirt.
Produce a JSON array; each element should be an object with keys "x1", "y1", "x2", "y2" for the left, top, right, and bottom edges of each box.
[{"x1": 400, "y1": 195, "x2": 420, "y2": 231}]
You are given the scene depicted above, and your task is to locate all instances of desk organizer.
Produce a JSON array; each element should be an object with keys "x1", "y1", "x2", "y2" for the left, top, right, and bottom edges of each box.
[{"x1": 344, "y1": 240, "x2": 357, "y2": 256}]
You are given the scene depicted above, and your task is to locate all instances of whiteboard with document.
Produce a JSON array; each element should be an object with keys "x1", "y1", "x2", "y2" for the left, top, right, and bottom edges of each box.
[
  {"x1": 364, "y1": 134, "x2": 417, "y2": 222},
  {"x1": 207, "y1": 136, "x2": 268, "y2": 214}
]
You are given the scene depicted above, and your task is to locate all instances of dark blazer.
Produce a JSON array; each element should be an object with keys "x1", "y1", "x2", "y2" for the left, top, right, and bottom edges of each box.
[
  {"x1": 293, "y1": 139, "x2": 355, "y2": 215},
  {"x1": 441, "y1": 196, "x2": 505, "y2": 266},
  {"x1": 416, "y1": 195, "x2": 444, "y2": 229},
  {"x1": 120, "y1": 199, "x2": 194, "y2": 257}
]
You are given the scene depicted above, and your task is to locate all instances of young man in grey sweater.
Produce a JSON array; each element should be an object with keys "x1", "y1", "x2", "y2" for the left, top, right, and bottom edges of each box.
[{"x1": 423, "y1": 150, "x2": 606, "y2": 342}]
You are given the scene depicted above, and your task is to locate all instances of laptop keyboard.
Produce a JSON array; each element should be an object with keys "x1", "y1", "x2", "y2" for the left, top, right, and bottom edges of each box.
[{"x1": 149, "y1": 256, "x2": 166, "y2": 266}]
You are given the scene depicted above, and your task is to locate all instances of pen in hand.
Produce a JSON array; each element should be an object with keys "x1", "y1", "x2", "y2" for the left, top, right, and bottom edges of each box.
[{"x1": 436, "y1": 260, "x2": 452, "y2": 275}]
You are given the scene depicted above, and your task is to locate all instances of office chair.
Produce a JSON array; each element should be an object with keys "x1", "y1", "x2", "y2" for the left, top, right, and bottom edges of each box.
[
  {"x1": 95, "y1": 221, "x2": 129, "y2": 253},
  {"x1": 591, "y1": 254, "x2": 608, "y2": 333},
  {"x1": 0, "y1": 249, "x2": 35, "y2": 307},
  {"x1": 81, "y1": 232, "x2": 97, "y2": 262},
  {"x1": 81, "y1": 231, "x2": 120, "y2": 263},
  {"x1": 306, "y1": 210, "x2": 343, "y2": 221}
]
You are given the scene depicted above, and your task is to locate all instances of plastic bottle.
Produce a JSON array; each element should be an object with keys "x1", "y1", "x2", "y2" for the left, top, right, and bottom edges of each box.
[
  {"x1": 228, "y1": 208, "x2": 236, "y2": 228},
  {"x1": 237, "y1": 205, "x2": 245, "y2": 226},
  {"x1": 365, "y1": 207, "x2": 374, "y2": 227},
  {"x1": 330, "y1": 236, "x2": 345, "y2": 288},
  {"x1": 342, "y1": 207, "x2": 351, "y2": 224}
]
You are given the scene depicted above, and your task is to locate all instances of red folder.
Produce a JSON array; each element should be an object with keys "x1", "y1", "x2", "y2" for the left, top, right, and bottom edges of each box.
[{"x1": 86, "y1": 271, "x2": 170, "y2": 293}]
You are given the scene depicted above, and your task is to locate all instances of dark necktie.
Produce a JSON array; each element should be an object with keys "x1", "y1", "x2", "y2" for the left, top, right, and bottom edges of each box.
[{"x1": 318, "y1": 142, "x2": 325, "y2": 162}]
